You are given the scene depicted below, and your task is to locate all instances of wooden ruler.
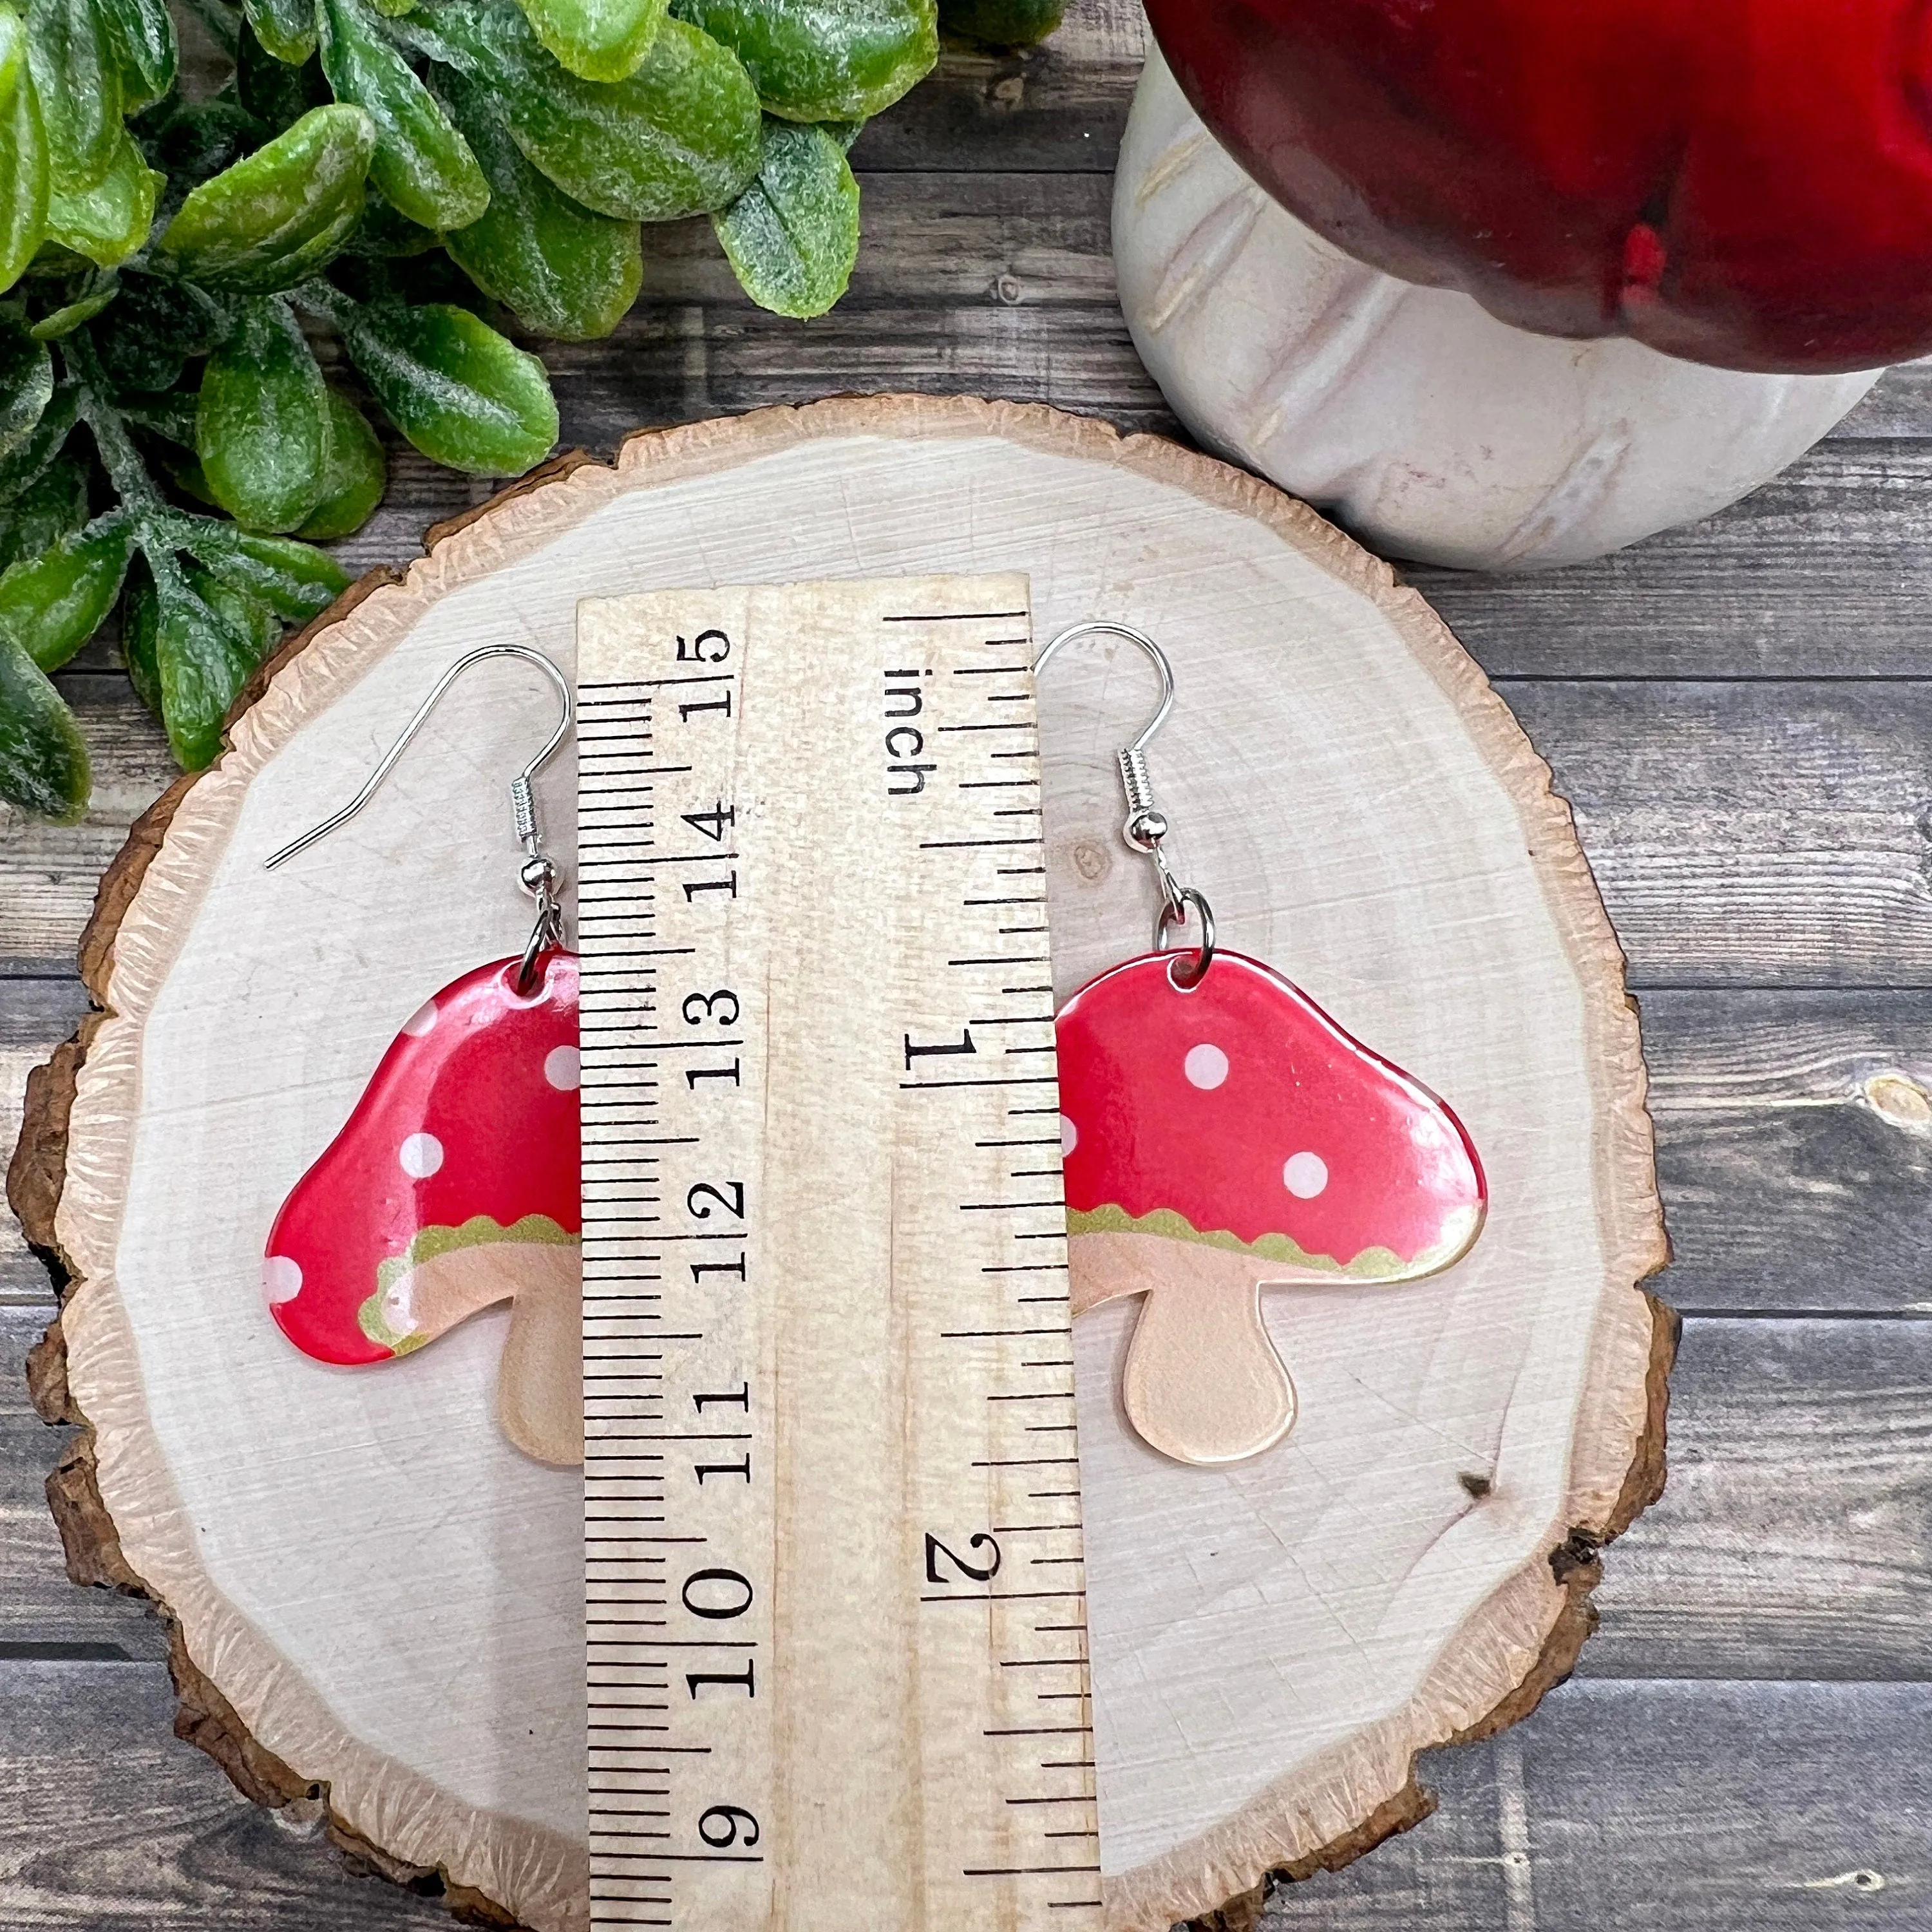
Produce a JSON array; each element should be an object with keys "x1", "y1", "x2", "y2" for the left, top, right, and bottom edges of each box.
[{"x1": 575, "y1": 574, "x2": 1100, "y2": 1929}]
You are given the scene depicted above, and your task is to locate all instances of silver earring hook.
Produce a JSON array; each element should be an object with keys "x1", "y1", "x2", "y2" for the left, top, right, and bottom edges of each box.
[
  {"x1": 1034, "y1": 621, "x2": 1213, "y2": 986},
  {"x1": 265, "y1": 643, "x2": 575, "y2": 990}
]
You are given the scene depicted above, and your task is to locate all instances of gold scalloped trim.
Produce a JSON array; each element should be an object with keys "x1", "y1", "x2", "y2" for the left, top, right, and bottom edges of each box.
[
  {"x1": 1066, "y1": 1202, "x2": 1482, "y2": 1282},
  {"x1": 358, "y1": 1214, "x2": 579, "y2": 1352}
]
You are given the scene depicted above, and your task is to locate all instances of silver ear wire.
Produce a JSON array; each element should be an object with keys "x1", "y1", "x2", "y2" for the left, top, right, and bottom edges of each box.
[
  {"x1": 1034, "y1": 621, "x2": 1214, "y2": 985},
  {"x1": 265, "y1": 643, "x2": 575, "y2": 990}
]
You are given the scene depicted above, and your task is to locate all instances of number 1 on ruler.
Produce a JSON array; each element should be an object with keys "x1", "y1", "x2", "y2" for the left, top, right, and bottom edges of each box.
[{"x1": 577, "y1": 576, "x2": 1102, "y2": 1929}]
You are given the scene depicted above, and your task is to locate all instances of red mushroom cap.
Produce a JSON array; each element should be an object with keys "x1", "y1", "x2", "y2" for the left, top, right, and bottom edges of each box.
[
  {"x1": 265, "y1": 950, "x2": 581, "y2": 1364},
  {"x1": 1057, "y1": 951, "x2": 1484, "y2": 1280},
  {"x1": 1146, "y1": 0, "x2": 1932, "y2": 374}
]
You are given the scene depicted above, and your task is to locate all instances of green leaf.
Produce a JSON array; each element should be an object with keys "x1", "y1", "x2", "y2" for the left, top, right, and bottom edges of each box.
[
  {"x1": 337, "y1": 296, "x2": 558, "y2": 473},
  {"x1": 243, "y1": 0, "x2": 317, "y2": 64},
  {"x1": 0, "y1": 513, "x2": 132, "y2": 671},
  {"x1": 120, "y1": 562, "x2": 158, "y2": 712},
  {"x1": 162, "y1": 450, "x2": 220, "y2": 506},
  {"x1": 674, "y1": 0, "x2": 934, "y2": 122},
  {"x1": 91, "y1": 273, "x2": 230, "y2": 393},
  {"x1": 0, "y1": 381, "x2": 73, "y2": 502},
  {"x1": 24, "y1": 0, "x2": 123, "y2": 193},
  {"x1": 437, "y1": 2, "x2": 759, "y2": 220},
  {"x1": 0, "y1": 318, "x2": 52, "y2": 462},
  {"x1": 319, "y1": 0, "x2": 489, "y2": 231},
  {"x1": 187, "y1": 562, "x2": 281, "y2": 665},
  {"x1": 355, "y1": 191, "x2": 442, "y2": 256},
  {"x1": 936, "y1": 0, "x2": 1059, "y2": 45},
  {"x1": 147, "y1": 564, "x2": 260, "y2": 768},
  {"x1": 29, "y1": 271, "x2": 118, "y2": 337},
  {"x1": 143, "y1": 96, "x2": 261, "y2": 185},
  {"x1": 93, "y1": 0, "x2": 176, "y2": 109},
  {"x1": 296, "y1": 388, "x2": 386, "y2": 538},
  {"x1": 176, "y1": 520, "x2": 350, "y2": 618},
  {"x1": 0, "y1": 620, "x2": 87, "y2": 819},
  {"x1": 159, "y1": 103, "x2": 375, "y2": 293},
  {"x1": 120, "y1": 388, "x2": 199, "y2": 446},
  {"x1": 236, "y1": 22, "x2": 328, "y2": 129},
  {"x1": 515, "y1": 0, "x2": 664, "y2": 82},
  {"x1": 442, "y1": 73, "x2": 641, "y2": 340},
  {"x1": 0, "y1": 10, "x2": 50, "y2": 295},
  {"x1": 196, "y1": 296, "x2": 332, "y2": 532},
  {"x1": 0, "y1": 455, "x2": 87, "y2": 570},
  {"x1": 714, "y1": 118, "x2": 857, "y2": 318},
  {"x1": 44, "y1": 129, "x2": 162, "y2": 267}
]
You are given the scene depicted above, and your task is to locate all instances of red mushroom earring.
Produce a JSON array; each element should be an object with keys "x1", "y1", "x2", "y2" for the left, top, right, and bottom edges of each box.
[
  {"x1": 260, "y1": 647, "x2": 583, "y2": 1467},
  {"x1": 1041, "y1": 625, "x2": 1487, "y2": 1467}
]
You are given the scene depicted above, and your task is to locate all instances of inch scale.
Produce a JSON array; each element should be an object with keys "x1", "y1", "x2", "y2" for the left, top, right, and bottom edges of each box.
[{"x1": 575, "y1": 573, "x2": 1102, "y2": 1929}]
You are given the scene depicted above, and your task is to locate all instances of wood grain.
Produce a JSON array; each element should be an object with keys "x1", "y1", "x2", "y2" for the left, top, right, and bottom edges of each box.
[
  {"x1": 1263, "y1": 1679, "x2": 1932, "y2": 1928},
  {"x1": 0, "y1": 1659, "x2": 454, "y2": 1929},
  {"x1": 1418, "y1": 441, "x2": 1932, "y2": 678},
  {"x1": 1838, "y1": 361, "x2": 1932, "y2": 439},
  {"x1": 20, "y1": 974, "x2": 1932, "y2": 1686},
  {"x1": 2, "y1": 1660, "x2": 1922, "y2": 1931},
  {"x1": 10, "y1": 1301, "x2": 1928, "y2": 1692},
  {"x1": 23, "y1": 673, "x2": 1932, "y2": 989},
  {"x1": 1584, "y1": 1316, "x2": 1932, "y2": 1684},
  {"x1": 1640, "y1": 990, "x2": 1932, "y2": 1314},
  {"x1": 14, "y1": 990, "x2": 1932, "y2": 1324},
  {"x1": 1, "y1": 1303, "x2": 167, "y2": 1661},
  {"x1": 5, "y1": 1, "x2": 1931, "y2": 1919},
  {"x1": 22, "y1": 399, "x2": 1665, "y2": 1932},
  {"x1": 1502, "y1": 679, "x2": 1932, "y2": 989},
  {"x1": 576, "y1": 174, "x2": 1119, "y2": 308},
  {"x1": 1, "y1": 983, "x2": 87, "y2": 1301}
]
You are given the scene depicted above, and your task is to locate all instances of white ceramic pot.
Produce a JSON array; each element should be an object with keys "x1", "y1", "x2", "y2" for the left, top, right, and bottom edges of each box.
[{"x1": 1113, "y1": 48, "x2": 1883, "y2": 571}]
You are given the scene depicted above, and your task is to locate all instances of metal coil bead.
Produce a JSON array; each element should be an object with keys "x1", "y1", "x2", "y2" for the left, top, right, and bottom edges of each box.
[
  {"x1": 511, "y1": 775, "x2": 538, "y2": 846},
  {"x1": 1119, "y1": 748, "x2": 1168, "y2": 850}
]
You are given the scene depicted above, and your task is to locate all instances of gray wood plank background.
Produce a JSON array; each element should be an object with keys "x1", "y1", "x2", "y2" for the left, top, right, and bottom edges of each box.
[{"x1": 4, "y1": 4, "x2": 1929, "y2": 1925}]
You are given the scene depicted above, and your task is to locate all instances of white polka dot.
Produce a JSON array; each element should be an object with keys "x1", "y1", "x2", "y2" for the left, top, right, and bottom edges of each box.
[
  {"x1": 401, "y1": 998, "x2": 437, "y2": 1037},
  {"x1": 399, "y1": 1132, "x2": 444, "y2": 1180},
  {"x1": 1059, "y1": 1113, "x2": 1078, "y2": 1157},
  {"x1": 1184, "y1": 1043, "x2": 1229, "y2": 1090},
  {"x1": 545, "y1": 1044, "x2": 581, "y2": 1092},
  {"x1": 261, "y1": 1255, "x2": 302, "y2": 1303},
  {"x1": 1283, "y1": 1151, "x2": 1329, "y2": 1199}
]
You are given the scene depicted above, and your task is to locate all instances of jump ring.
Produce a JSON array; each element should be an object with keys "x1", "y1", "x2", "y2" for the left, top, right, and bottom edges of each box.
[
  {"x1": 1154, "y1": 886, "x2": 1215, "y2": 989},
  {"x1": 516, "y1": 896, "x2": 564, "y2": 993}
]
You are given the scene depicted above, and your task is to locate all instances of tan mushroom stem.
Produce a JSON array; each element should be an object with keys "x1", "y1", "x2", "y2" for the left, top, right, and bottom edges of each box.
[
  {"x1": 391, "y1": 1244, "x2": 583, "y2": 1466},
  {"x1": 1072, "y1": 1230, "x2": 1297, "y2": 1465}
]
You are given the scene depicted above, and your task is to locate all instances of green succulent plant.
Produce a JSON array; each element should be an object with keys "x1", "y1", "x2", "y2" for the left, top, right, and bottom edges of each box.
[{"x1": 0, "y1": 0, "x2": 1061, "y2": 822}]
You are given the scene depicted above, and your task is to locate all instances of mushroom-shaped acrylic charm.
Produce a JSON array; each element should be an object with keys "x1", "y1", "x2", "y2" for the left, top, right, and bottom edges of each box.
[
  {"x1": 265, "y1": 951, "x2": 583, "y2": 1465},
  {"x1": 259, "y1": 645, "x2": 583, "y2": 1466},
  {"x1": 1058, "y1": 950, "x2": 1486, "y2": 1465}
]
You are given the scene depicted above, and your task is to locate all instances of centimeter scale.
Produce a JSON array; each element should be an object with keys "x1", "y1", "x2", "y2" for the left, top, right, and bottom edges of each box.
[{"x1": 574, "y1": 573, "x2": 1103, "y2": 1929}]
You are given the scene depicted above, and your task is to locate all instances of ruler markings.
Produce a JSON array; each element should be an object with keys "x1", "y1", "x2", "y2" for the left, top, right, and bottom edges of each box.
[
  {"x1": 580, "y1": 578, "x2": 1098, "y2": 1929},
  {"x1": 878, "y1": 607, "x2": 1030, "y2": 621}
]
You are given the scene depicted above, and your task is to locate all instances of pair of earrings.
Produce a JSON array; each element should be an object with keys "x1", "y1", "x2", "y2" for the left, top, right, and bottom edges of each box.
[{"x1": 261, "y1": 629, "x2": 1486, "y2": 1469}]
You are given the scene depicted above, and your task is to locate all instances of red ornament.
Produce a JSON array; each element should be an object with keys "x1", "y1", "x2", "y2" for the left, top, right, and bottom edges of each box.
[
  {"x1": 264, "y1": 950, "x2": 583, "y2": 1464},
  {"x1": 1058, "y1": 950, "x2": 1485, "y2": 1465},
  {"x1": 1145, "y1": 0, "x2": 1932, "y2": 374}
]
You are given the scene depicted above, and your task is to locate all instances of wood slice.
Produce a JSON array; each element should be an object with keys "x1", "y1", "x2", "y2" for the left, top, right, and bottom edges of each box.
[{"x1": 8, "y1": 397, "x2": 1670, "y2": 1932}]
